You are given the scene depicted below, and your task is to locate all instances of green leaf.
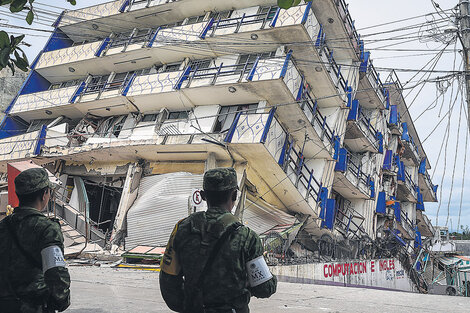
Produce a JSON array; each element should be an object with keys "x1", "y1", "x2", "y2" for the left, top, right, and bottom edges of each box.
[
  {"x1": 293, "y1": 0, "x2": 302, "y2": 6},
  {"x1": 7, "y1": 61, "x2": 15, "y2": 75},
  {"x1": 26, "y1": 9, "x2": 33, "y2": 24},
  {"x1": 67, "y1": 0, "x2": 76, "y2": 5},
  {"x1": 0, "y1": 47, "x2": 11, "y2": 68},
  {"x1": 278, "y1": 0, "x2": 295, "y2": 9},
  {"x1": 10, "y1": 0, "x2": 27, "y2": 12},
  {"x1": 0, "y1": 0, "x2": 13, "y2": 5},
  {"x1": 0, "y1": 31, "x2": 10, "y2": 49},
  {"x1": 12, "y1": 34, "x2": 25, "y2": 47},
  {"x1": 13, "y1": 52, "x2": 29, "y2": 72}
]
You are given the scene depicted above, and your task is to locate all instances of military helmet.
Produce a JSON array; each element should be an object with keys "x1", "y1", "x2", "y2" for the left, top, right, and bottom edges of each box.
[
  {"x1": 14, "y1": 167, "x2": 53, "y2": 195},
  {"x1": 203, "y1": 167, "x2": 238, "y2": 192}
]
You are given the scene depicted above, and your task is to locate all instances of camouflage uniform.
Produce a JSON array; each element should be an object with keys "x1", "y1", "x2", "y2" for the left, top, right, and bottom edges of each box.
[
  {"x1": 0, "y1": 168, "x2": 71, "y2": 313},
  {"x1": 160, "y1": 168, "x2": 277, "y2": 313}
]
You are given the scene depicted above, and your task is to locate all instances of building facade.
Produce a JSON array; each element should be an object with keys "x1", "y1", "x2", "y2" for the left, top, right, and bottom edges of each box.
[{"x1": 0, "y1": 0, "x2": 438, "y2": 291}]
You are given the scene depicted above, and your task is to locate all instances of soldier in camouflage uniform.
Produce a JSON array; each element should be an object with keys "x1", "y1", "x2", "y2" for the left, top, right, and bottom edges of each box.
[
  {"x1": 160, "y1": 167, "x2": 277, "y2": 313},
  {"x1": 0, "y1": 168, "x2": 71, "y2": 313}
]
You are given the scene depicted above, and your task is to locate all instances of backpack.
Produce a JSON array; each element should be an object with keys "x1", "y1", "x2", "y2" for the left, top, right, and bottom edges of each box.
[{"x1": 182, "y1": 212, "x2": 242, "y2": 313}]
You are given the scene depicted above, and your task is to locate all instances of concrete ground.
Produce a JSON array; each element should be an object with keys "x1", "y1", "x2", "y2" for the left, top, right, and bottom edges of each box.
[{"x1": 67, "y1": 266, "x2": 470, "y2": 313}]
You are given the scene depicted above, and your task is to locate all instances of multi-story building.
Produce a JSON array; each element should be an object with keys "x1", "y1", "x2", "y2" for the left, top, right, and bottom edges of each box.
[{"x1": 0, "y1": 0, "x2": 438, "y2": 291}]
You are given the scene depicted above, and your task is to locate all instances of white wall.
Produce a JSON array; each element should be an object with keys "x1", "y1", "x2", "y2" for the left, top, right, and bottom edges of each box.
[{"x1": 270, "y1": 258, "x2": 416, "y2": 292}]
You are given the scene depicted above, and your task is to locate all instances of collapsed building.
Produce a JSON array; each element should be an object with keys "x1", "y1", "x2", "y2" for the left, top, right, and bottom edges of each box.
[{"x1": 0, "y1": 0, "x2": 438, "y2": 292}]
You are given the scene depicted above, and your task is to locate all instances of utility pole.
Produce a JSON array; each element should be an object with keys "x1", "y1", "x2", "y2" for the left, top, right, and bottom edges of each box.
[{"x1": 459, "y1": 0, "x2": 470, "y2": 132}]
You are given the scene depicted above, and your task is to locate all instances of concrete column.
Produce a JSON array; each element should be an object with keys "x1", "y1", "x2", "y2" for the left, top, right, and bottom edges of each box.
[
  {"x1": 204, "y1": 152, "x2": 217, "y2": 171},
  {"x1": 109, "y1": 162, "x2": 142, "y2": 250}
]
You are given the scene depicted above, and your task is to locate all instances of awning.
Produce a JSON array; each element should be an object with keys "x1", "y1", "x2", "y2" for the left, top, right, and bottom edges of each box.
[{"x1": 438, "y1": 256, "x2": 463, "y2": 266}]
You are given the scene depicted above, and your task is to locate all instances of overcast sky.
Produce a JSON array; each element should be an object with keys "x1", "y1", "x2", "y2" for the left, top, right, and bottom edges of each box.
[{"x1": 2, "y1": 0, "x2": 469, "y2": 231}]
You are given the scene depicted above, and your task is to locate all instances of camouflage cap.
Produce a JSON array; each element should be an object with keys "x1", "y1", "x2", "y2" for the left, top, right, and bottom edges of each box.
[
  {"x1": 203, "y1": 167, "x2": 238, "y2": 192},
  {"x1": 14, "y1": 167, "x2": 53, "y2": 195}
]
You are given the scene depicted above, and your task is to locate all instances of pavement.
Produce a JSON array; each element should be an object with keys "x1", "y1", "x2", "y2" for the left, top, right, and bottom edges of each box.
[{"x1": 67, "y1": 266, "x2": 470, "y2": 313}]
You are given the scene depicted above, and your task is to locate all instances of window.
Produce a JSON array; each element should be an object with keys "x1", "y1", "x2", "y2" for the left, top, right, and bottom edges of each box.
[
  {"x1": 86, "y1": 75, "x2": 110, "y2": 93},
  {"x1": 142, "y1": 113, "x2": 158, "y2": 122},
  {"x1": 237, "y1": 51, "x2": 276, "y2": 65},
  {"x1": 129, "y1": 28, "x2": 152, "y2": 45},
  {"x1": 168, "y1": 111, "x2": 188, "y2": 120},
  {"x1": 111, "y1": 31, "x2": 132, "y2": 47},
  {"x1": 159, "y1": 62, "x2": 182, "y2": 73},
  {"x1": 258, "y1": 6, "x2": 278, "y2": 21},
  {"x1": 213, "y1": 104, "x2": 258, "y2": 133},
  {"x1": 209, "y1": 10, "x2": 232, "y2": 21},
  {"x1": 185, "y1": 14, "x2": 206, "y2": 25},
  {"x1": 189, "y1": 59, "x2": 213, "y2": 70}
]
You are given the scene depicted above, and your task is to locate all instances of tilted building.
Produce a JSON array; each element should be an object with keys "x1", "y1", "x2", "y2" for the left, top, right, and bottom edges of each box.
[{"x1": 0, "y1": 0, "x2": 438, "y2": 291}]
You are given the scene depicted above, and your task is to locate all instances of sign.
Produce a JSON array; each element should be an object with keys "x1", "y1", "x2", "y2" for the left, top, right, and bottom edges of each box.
[{"x1": 189, "y1": 189, "x2": 206, "y2": 212}]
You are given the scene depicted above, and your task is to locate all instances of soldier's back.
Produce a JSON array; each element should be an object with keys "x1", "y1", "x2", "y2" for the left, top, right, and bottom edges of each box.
[{"x1": 174, "y1": 209, "x2": 264, "y2": 312}]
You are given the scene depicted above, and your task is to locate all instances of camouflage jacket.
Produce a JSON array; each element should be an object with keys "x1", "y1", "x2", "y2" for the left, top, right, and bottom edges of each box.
[
  {"x1": 160, "y1": 206, "x2": 277, "y2": 312},
  {"x1": 0, "y1": 206, "x2": 71, "y2": 312}
]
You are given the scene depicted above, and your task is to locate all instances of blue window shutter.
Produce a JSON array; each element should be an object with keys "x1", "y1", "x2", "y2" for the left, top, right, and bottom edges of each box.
[{"x1": 376, "y1": 191, "x2": 386, "y2": 214}]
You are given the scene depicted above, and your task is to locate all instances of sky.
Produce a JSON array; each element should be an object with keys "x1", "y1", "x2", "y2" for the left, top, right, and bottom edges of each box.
[{"x1": 1, "y1": 0, "x2": 469, "y2": 231}]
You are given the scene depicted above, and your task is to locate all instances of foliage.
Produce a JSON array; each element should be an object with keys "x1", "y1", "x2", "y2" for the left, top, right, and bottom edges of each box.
[
  {"x1": 277, "y1": 0, "x2": 312, "y2": 10},
  {"x1": 449, "y1": 225, "x2": 470, "y2": 240},
  {"x1": 0, "y1": 0, "x2": 76, "y2": 74}
]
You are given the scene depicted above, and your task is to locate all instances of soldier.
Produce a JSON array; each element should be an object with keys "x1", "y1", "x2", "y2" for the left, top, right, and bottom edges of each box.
[
  {"x1": 0, "y1": 168, "x2": 71, "y2": 313},
  {"x1": 160, "y1": 167, "x2": 277, "y2": 313}
]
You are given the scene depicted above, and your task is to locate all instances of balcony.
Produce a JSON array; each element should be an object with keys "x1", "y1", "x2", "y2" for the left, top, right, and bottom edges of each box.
[
  {"x1": 401, "y1": 122, "x2": 420, "y2": 165},
  {"x1": 10, "y1": 85, "x2": 81, "y2": 121},
  {"x1": 418, "y1": 158, "x2": 438, "y2": 202},
  {"x1": 397, "y1": 165, "x2": 418, "y2": 202},
  {"x1": 224, "y1": 111, "x2": 322, "y2": 216},
  {"x1": 357, "y1": 54, "x2": 386, "y2": 110},
  {"x1": 38, "y1": 4, "x2": 349, "y2": 108},
  {"x1": 334, "y1": 201, "x2": 367, "y2": 239},
  {"x1": 12, "y1": 54, "x2": 303, "y2": 121},
  {"x1": 310, "y1": 0, "x2": 363, "y2": 61},
  {"x1": 387, "y1": 104, "x2": 403, "y2": 135},
  {"x1": 416, "y1": 210, "x2": 434, "y2": 237},
  {"x1": 333, "y1": 148, "x2": 374, "y2": 199},
  {"x1": 398, "y1": 207, "x2": 415, "y2": 240},
  {"x1": 344, "y1": 99, "x2": 383, "y2": 153},
  {"x1": 277, "y1": 84, "x2": 336, "y2": 160},
  {"x1": 57, "y1": 0, "x2": 275, "y2": 42},
  {"x1": 0, "y1": 128, "x2": 46, "y2": 168}
]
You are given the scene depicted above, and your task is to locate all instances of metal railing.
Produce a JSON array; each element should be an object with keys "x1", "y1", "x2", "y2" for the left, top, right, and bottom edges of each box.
[
  {"x1": 281, "y1": 140, "x2": 322, "y2": 201},
  {"x1": 207, "y1": 9, "x2": 278, "y2": 36},
  {"x1": 81, "y1": 74, "x2": 134, "y2": 96},
  {"x1": 404, "y1": 170, "x2": 417, "y2": 191},
  {"x1": 185, "y1": 60, "x2": 257, "y2": 87},
  {"x1": 335, "y1": 204, "x2": 366, "y2": 240},
  {"x1": 357, "y1": 107, "x2": 379, "y2": 149},
  {"x1": 301, "y1": 89, "x2": 334, "y2": 143},
  {"x1": 335, "y1": 0, "x2": 361, "y2": 55},
  {"x1": 346, "y1": 152, "x2": 371, "y2": 190},
  {"x1": 317, "y1": 43, "x2": 348, "y2": 92}
]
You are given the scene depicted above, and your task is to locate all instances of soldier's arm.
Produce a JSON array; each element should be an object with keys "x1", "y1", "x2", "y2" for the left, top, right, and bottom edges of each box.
[
  {"x1": 245, "y1": 230, "x2": 277, "y2": 298},
  {"x1": 160, "y1": 222, "x2": 184, "y2": 312},
  {"x1": 159, "y1": 271, "x2": 184, "y2": 312},
  {"x1": 39, "y1": 220, "x2": 71, "y2": 312}
]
